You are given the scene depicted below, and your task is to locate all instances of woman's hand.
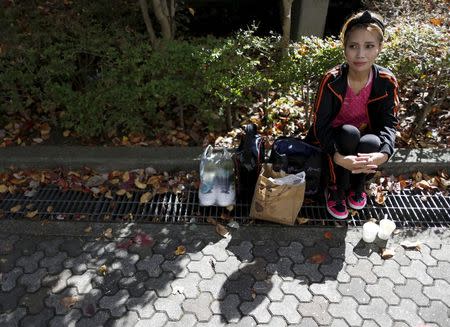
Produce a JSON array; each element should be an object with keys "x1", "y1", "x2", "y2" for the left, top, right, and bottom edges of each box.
[{"x1": 333, "y1": 152, "x2": 383, "y2": 174}]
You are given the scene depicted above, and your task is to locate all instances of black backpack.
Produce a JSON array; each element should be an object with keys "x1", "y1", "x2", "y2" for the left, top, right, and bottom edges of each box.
[
  {"x1": 234, "y1": 124, "x2": 265, "y2": 202},
  {"x1": 268, "y1": 137, "x2": 322, "y2": 196}
]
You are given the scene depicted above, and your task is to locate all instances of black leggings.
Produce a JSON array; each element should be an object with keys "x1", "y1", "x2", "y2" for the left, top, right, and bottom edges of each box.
[{"x1": 332, "y1": 124, "x2": 381, "y2": 192}]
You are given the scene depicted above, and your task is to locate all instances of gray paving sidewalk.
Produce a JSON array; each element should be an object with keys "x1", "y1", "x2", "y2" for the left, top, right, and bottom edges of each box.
[{"x1": 1, "y1": 220, "x2": 449, "y2": 327}]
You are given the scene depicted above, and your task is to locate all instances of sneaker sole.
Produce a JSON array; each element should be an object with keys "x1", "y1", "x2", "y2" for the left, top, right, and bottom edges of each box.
[
  {"x1": 324, "y1": 189, "x2": 348, "y2": 220},
  {"x1": 347, "y1": 201, "x2": 366, "y2": 210}
]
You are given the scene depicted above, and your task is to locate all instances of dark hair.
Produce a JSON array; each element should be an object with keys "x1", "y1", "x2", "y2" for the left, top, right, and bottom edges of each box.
[{"x1": 340, "y1": 11, "x2": 385, "y2": 46}]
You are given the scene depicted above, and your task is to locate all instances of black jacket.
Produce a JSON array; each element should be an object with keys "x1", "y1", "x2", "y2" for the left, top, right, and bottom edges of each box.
[{"x1": 306, "y1": 63, "x2": 399, "y2": 158}]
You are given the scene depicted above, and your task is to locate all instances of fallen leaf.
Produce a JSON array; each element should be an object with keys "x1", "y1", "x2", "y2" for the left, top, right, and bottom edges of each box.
[
  {"x1": 134, "y1": 179, "x2": 147, "y2": 190},
  {"x1": 61, "y1": 296, "x2": 79, "y2": 309},
  {"x1": 215, "y1": 223, "x2": 230, "y2": 238},
  {"x1": 117, "y1": 239, "x2": 133, "y2": 250},
  {"x1": 84, "y1": 226, "x2": 93, "y2": 233},
  {"x1": 297, "y1": 217, "x2": 310, "y2": 225},
  {"x1": 380, "y1": 248, "x2": 395, "y2": 260},
  {"x1": 116, "y1": 189, "x2": 127, "y2": 196},
  {"x1": 226, "y1": 205, "x2": 234, "y2": 211},
  {"x1": 105, "y1": 191, "x2": 113, "y2": 199},
  {"x1": 309, "y1": 253, "x2": 326, "y2": 264},
  {"x1": 63, "y1": 130, "x2": 71, "y2": 137},
  {"x1": 103, "y1": 228, "x2": 113, "y2": 239},
  {"x1": 140, "y1": 192, "x2": 152, "y2": 204},
  {"x1": 10, "y1": 205, "x2": 22, "y2": 213},
  {"x1": 46, "y1": 206, "x2": 54, "y2": 213},
  {"x1": 227, "y1": 220, "x2": 239, "y2": 229},
  {"x1": 25, "y1": 210, "x2": 38, "y2": 219},
  {"x1": 207, "y1": 216, "x2": 217, "y2": 225},
  {"x1": 56, "y1": 214, "x2": 66, "y2": 220},
  {"x1": 0, "y1": 184, "x2": 8, "y2": 193},
  {"x1": 122, "y1": 171, "x2": 130, "y2": 182},
  {"x1": 97, "y1": 265, "x2": 108, "y2": 276},
  {"x1": 375, "y1": 191, "x2": 386, "y2": 205},
  {"x1": 323, "y1": 231, "x2": 333, "y2": 240},
  {"x1": 400, "y1": 240, "x2": 422, "y2": 251},
  {"x1": 175, "y1": 245, "x2": 186, "y2": 256},
  {"x1": 133, "y1": 232, "x2": 154, "y2": 246}
]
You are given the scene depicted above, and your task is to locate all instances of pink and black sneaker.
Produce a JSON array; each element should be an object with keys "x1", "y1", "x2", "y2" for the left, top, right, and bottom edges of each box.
[
  {"x1": 347, "y1": 190, "x2": 367, "y2": 210},
  {"x1": 324, "y1": 186, "x2": 348, "y2": 220}
]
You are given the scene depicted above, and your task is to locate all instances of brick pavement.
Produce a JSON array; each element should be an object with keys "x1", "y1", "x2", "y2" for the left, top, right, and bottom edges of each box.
[{"x1": 0, "y1": 221, "x2": 449, "y2": 327}]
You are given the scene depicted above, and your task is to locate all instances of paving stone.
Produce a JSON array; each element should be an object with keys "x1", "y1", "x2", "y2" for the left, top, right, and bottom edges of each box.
[
  {"x1": 118, "y1": 270, "x2": 149, "y2": 298},
  {"x1": 163, "y1": 313, "x2": 197, "y2": 327},
  {"x1": 60, "y1": 239, "x2": 84, "y2": 257},
  {"x1": 346, "y1": 259, "x2": 377, "y2": 284},
  {"x1": 126, "y1": 290, "x2": 157, "y2": 319},
  {"x1": 213, "y1": 256, "x2": 241, "y2": 278},
  {"x1": 74, "y1": 288, "x2": 103, "y2": 316},
  {"x1": 329, "y1": 296, "x2": 363, "y2": 326},
  {"x1": 423, "y1": 279, "x2": 450, "y2": 306},
  {"x1": 187, "y1": 255, "x2": 215, "y2": 279},
  {"x1": 330, "y1": 319, "x2": 351, "y2": 327},
  {"x1": 193, "y1": 314, "x2": 227, "y2": 327},
  {"x1": 152, "y1": 239, "x2": 180, "y2": 259},
  {"x1": 37, "y1": 238, "x2": 65, "y2": 257},
  {"x1": 281, "y1": 279, "x2": 313, "y2": 302},
  {"x1": 0, "y1": 239, "x2": 15, "y2": 255},
  {"x1": 161, "y1": 256, "x2": 191, "y2": 278},
  {"x1": 253, "y1": 274, "x2": 284, "y2": 301},
  {"x1": 16, "y1": 251, "x2": 44, "y2": 273},
  {"x1": 67, "y1": 269, "x2": 96, "y2": 294},
  {"x1": 0, "y1": 307, "x2": 26, "y2": 327},
  {"x1": 136, "y1": 254, "x2": 164, "y2": 277},
  {"x1": 14, "y1": 239, "x2": 38, "y2": 256},
  {"x1": 170, "y1": 272, "x2": 201, "y2": 298},
  {"x1": 343, "y1": 244, "x2": 359, "y2": 265},
  {"x1": 107, "y1": 310, "x2": 140, "y2": 327},
  {"x1": 154, "y1": 294, "x2": 184, "y2": 320},
  {"x1": 223, "y1": 273, "x2": 255, "y2": 301},
  {"x1": 430, "y1": 244, "x2": 450, "y2": 262},
  {"x1": 144, "y1": 272, "x2": 174, "y2": 297},
  {"x1": 266, "y1": 257, "x2": 294, "y2": 279},
  {"x1": 367, "y1": 250, "x2": 383, "y2": 266},
  {"x1": 182, "y1": 292, "x2": 213, "y2": 322},
  {"x1": 372, "y1": 260, "x2": 406, "y2": 285},
  {"x1": 0, "y1": 286, "x2": 27, "y2": 313},
  {"x1": 239, "y1": 295, "x2": 271, "y2": 324},
  {"x1": 292, "y1": 262, "x2": 323, "y2": 283},
  {"x1": 49, "y1": 309, "x2": 82, "y2": 327},
  {"x1": 337, "y1": 278, "x2": 370, "y2": 304},
  {"x1": 358, "y1": 298, "x2": 392, "y2": 327},
  {"x1": 400, "y1": 260, "x2": 433, "y2": 286},
  {"x1": 229, "y1": 316, "x2": 257, "y2": 327},
  {"x1": 199, "y1": 273, "x2": 227, "y2": 300},
  {"x1": 297, "y1": 295, "x2": 332, "y2": 325},
  {"x1": 63, "y1": 253, "x2": 92, "y2": 275},
  {"x1": 267, "y1": 294, "x2": 301, "y2": 324},
  {"x1": 388, "y1": 299, "x2": 424, "y2": 326},
  {"x1": 366, "y1": 277, "x2": 400, "y2": 305},
  {"x1": 419, "y1": 300, "x2": 450, "y2": 327},
  {"x1": 0, "y1": 252, "x2": 21, "y2": 273},
  {"x1": 336, "y1": 267, "x2": 351, "y2": 283},
  {"x1": 257, "y1": 316, "x2": 287, "y2": 327},
  {"x1": 1, "y1": 267, "x2": 23, "y2": 292},
  {"x1": 427, "y1": 261, "x2": 450, "y2": 283},
  {"x1": 309, "y1": 280, "x2": 341, "y2": 303},
  {"x1": 92, "y1": 269, "x2": 123, "y2": 296},
  {"x1": 278, "y1": 242, "x2": 305, "y2": 263},
  {"x1": 42, "y1": 269, "x2": 72, "y2": 294},
  {"x1": 18, "y1": 268, "x2": 48, "y2": 292},
  {"x1": 45, "y1": 287, "x2": 79, "y2": 315},
  {"x1": 253, "y1": 240, "x2": 280, "y2": 263},
  {"x1": 111, "y1": 253, "x2": 139, "y2": 277},
  {"x1": 75, "y1": 309, "x2": 111, "y2": 327},
  {"x1": 319, "y1": 259, "x2": 345, "y2": 279},
  {"x1": 83, "y1": 241, "x2": 107, "y2": 258},
  {"x1": 361, "y1": 320, "x2": 379, "y2": 327},
  {"x1": 297, "y1": 317, "x2": 319, "y2": 327},
  {"x1": 227, "y1": 240, "x2": 253, "y2": 262},
  {"x1": 211, "y1": 294, "x2": 242, "y2": 323},
  {"x1": 19, "y1": 287, "x2": 50, "y2": 314},
  {"x1": 391, "y1": 246, "x2": 412, "y2": 266},
  {"x1": 202, "y1": 240, "x2": 231, "y2": 261},
  {"x1": 134, "y1": 312, "x2": 168, "y2": 327},
  {"x1": 39, "y1": 252, "x2": 67, "y2": 274},
  {"x1": 394, "y1": 279, "x2": 430, "y2": 306},
  {"x1": 99, "y1": 289, "x2": 129, "y2": 318},
  {"x1": 20, "y1": 307, "x2": 54, "y2": 327},
  {"x1": 405, "y1": 245, "x2": 438, "y2": 267},
  {"x1": 241, "y1": 258, "x2": 269, "y2": 281}
]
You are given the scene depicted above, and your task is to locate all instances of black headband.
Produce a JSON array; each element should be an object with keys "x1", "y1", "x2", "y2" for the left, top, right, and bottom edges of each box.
[{"x1": 345, "y1": 11, "x2": 385, "y2": 35}]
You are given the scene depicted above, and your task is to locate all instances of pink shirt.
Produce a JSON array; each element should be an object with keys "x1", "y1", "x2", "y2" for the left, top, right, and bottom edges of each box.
[{"x1": 331, "y1": 71, "x2": 373, "y2": 131}]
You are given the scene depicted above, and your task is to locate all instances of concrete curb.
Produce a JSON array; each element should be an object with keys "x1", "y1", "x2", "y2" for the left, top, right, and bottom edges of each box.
[{"x1": 0, "y1": 145, "x2": 449, "y2": 175}]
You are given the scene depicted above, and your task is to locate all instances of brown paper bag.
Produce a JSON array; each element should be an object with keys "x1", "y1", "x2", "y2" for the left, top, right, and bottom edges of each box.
[{"x1": 249, "y1": 163, "x2": 305, "y2": 225}]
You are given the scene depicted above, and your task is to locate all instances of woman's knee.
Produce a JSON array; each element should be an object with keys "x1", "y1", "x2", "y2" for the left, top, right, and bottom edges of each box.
[
  {"x1": 336, "y1": 125, "x2": 361, "y2": 154},
  {"x1": 358, "y1": 134, "x2": 381, "y2": 153}
]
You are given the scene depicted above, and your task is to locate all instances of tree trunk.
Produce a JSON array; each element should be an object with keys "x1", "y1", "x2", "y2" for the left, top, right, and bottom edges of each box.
[
  {"x1": 152, "y1": 0, "x2": 174, "y2": 40},
  {"x1": 281, "y1": 0, "x2": 294, "y2": 57},
  {"x1": 138, "y1": 0, "x2": 158, "y2": 48}
]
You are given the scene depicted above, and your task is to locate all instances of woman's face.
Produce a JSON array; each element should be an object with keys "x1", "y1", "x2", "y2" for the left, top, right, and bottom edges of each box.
[{"x1": 344, "y1": 27, "x2": 382, "y2": 74}]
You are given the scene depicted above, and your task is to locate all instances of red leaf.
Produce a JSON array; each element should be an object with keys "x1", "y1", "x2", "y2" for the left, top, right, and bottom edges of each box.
[{"x1": 133, "y1": 232, "x2": 154, "y2": 247}]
